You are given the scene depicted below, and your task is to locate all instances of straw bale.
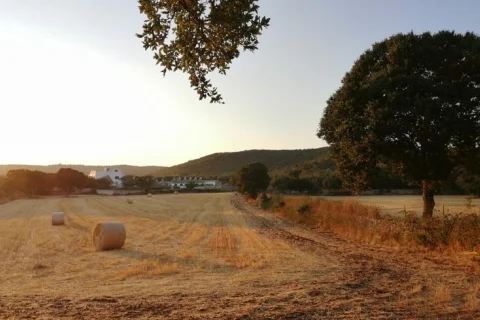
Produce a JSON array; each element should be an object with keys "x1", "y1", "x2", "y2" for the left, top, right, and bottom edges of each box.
[{"x1": 92, "y1": 222, "x2": 126, "y2": 251}]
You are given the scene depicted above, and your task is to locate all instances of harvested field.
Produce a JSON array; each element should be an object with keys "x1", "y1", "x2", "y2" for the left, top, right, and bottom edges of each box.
[
  {"x1": 320, "y1": 195, "x2": 480, "y2": 217},
  {"x1": 0, "y1": 193, "x2": 479, "y2": 319}
]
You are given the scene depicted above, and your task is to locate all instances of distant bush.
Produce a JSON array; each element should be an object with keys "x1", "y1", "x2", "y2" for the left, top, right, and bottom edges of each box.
[
  {"x1": 256, "y1": 193, "x2": 271, "y2": 210},
  {"x1": 255, "y1": 193, "x2": 285, "y2": 211},
  {"x1": 235, "y1": 163, "x2": 270, "y2": 199}
]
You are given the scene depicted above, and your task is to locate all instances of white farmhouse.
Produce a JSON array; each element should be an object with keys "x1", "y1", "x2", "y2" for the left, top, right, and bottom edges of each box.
[
  {"x1": 165, "y1": 177, "x2": 220, "y2": 189},
  {"x1": 88, "y1": 167, "x2": 123, "y2": 187}
]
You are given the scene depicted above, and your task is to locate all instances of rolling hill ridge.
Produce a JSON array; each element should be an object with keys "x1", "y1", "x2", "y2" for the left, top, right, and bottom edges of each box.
[
  {"x1": 153, "y1": 148, "x2": 330, "y2": 177},
  {"x1": 0, "y1": 148, "x2": 331, "y2": 178}
]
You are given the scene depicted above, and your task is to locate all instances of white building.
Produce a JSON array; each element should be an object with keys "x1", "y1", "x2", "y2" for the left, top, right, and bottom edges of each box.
[
  {"x1": 88, "y1": 167, "x2": 123, "y2": 187},
  {"x1": 159, "y1": 177, "x2": 220, "y2": 189}
]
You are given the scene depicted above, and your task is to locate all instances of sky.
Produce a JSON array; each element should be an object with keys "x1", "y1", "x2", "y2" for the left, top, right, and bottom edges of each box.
[{"x1": 0, "y1": 0, "x2": 479, "y2": 167}]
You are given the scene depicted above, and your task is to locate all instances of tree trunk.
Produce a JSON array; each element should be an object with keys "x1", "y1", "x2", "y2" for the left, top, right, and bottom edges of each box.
[{"x1": 422, "y1": 180, "x2": 435, "y2": 219}]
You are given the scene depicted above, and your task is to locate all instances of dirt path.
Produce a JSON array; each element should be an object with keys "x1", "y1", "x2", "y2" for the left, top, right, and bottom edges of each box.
[{"x1": 0, "y1": 194, "x2": 478, "y2": 319}]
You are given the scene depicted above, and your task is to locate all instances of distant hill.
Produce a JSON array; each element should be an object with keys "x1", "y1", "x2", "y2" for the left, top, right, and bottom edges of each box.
[
  {"x1": 0, "y1": 148, "x2": 330, "y2": 178},
  {"x1": 154, "y1": 148, "x2": 330, "y2": 177},
  {"x1": 0, "y1": 164, "x2": 166, "y2": 177}
]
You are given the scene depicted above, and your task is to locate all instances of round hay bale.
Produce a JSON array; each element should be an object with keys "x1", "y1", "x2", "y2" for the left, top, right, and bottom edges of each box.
[
  {"x1": 147, "y1": 193, "x2": 152, "y2": 197},
  {"x1": 52, "y1": 212, "x2": 65, "y2": 226},
  {"x1": 92, "y1": 222, "x2": 126, "y2": 251},
  {"x1": 126, "y1": 198, "x2": 133, "y2": 204}
]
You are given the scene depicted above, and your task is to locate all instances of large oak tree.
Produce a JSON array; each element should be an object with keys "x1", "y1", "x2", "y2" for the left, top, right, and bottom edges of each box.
[
  {"x1": 137, "y1": 0, "x2": 270, "y2": 103},
  {"x1": 318, "y1": 31, "x2": 480, "y2": 218}
]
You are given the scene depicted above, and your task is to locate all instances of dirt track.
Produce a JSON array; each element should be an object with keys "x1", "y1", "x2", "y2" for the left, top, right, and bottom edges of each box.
[{"x1": 0, "y1": 193, "x2": 478, "y2": 319}]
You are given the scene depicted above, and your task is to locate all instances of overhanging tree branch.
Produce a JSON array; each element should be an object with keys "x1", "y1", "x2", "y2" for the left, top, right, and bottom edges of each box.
[{"x1": 137, "y1": 0, "x2": 270, "y2": 104}]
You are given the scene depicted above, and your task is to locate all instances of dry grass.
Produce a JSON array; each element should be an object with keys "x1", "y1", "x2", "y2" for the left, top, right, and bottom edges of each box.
[
  {"x1": 119, "y1": 260, "x2": 181, "y2": 279},
  {"x1": 227, "y1": 252, "x2": 265, "y2": 269},
  {"x1": 433, "y1": 284, "x2": 452, "y2": 304},
  {"x1": 319, "y1": 195, "x2": 480, "y2": 217},
  {"x1": 465, "y1": 282, "x2": 480, "y2": 311},
  {"x1": 1, "y1": 193, "x2": 479, "y2": 319},
  {"x1": 33, "y1": 263, "x2": 47, "y2": 270},
  {"x1": 261, "y1": 194, "x2": 480, "y2": 254},
  {"x1": 0, "y1": 194, "x2": 310, "y2": 297},
  {"x1": 209, "y1": 225, "x2": 237, "y2": 252},
  {"x1": 409, "y1": 284, "x2": 425, "y2": 296},
  {"x1": 271, "y1": 195, "x2": 385, "y2": 243}
]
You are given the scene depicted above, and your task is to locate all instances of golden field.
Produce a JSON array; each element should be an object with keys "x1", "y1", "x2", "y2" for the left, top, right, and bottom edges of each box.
[
  {"x1": 0, "y1": 193, "x2": 479, "y2": 319},
  {"x1": 320, "y1": 195, "x2": 480, "y2": 217}
]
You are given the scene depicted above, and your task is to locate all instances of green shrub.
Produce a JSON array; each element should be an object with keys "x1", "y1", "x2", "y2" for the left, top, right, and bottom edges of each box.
[{"x1": 256, "y1": 192, "x2": 271, "y2": 210}]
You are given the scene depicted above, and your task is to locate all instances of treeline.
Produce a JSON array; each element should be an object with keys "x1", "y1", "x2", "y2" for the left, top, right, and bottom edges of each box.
[
  {"x1": 0, "y1": 164, "x2": 166, "y2": 177},
  {"x1": 269, "y1": 156, "x2": 480, "y2": 195},
  {"x1": 0, "y1": 169, "x2": 233, "y2": 199},
  {"x1": 0, "y1": 168, "x2": 112, "y2": 198},
  {"x1": 1, "y1": 160, "x2": 477, "y2": 199},
  {"x1": 121, "y1": 175, "x2": 155, "y2": 189}
]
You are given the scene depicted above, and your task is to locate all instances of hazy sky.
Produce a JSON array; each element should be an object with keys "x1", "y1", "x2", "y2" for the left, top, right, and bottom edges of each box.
[{"x1": 0, "y1": 1, "x2": 479, "y2": 166}]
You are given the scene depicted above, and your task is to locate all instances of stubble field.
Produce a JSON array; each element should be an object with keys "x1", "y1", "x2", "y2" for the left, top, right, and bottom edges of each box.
[
  {"x1": 320, "y1": 195, "x2": 480, "y2": 217},
  {"x1": 0, "y1": 193, "x2": 479, "y2": 319}
]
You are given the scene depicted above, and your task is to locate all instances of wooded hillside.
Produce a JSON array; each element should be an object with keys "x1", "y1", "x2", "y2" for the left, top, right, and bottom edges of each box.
[{"x1": 154, "y1": 148, "x2": 330, "y2": 177}]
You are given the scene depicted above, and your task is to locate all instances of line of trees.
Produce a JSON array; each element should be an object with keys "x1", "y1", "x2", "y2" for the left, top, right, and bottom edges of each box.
[
  {"x1": 0, "y1": 170, "x2": 233, "y2": 199},
  {"x1": 0, "y1": 168, "x2": 112, "y2": 198},
  {"x1": 269, "y1": 165, "x2": 480, "y2": 196},
  {"x1": 120, "y1": 175, "x2": 156, "y2": 189},
  {"x1": 232, "y1": 159, "x2": 480, "y2": 199}
]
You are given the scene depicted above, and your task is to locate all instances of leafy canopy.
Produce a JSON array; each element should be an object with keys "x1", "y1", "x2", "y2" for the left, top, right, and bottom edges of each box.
[
  {"x1": 318, "y1": 31, "x2": 480, "y2": 191},
  {"x1": 235, "y1": 162, "x2": 270, "y2": 198},
  {"x1": 56, "y1": 168, "x2": 88, "y2": 193},
  {"x1": 137, "y1": 0, "x2": 270, "y2": 103}
]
